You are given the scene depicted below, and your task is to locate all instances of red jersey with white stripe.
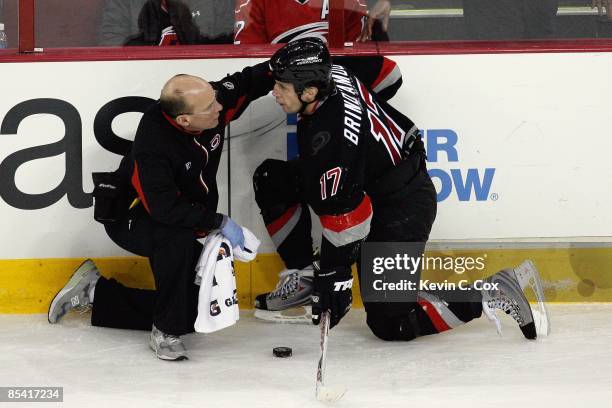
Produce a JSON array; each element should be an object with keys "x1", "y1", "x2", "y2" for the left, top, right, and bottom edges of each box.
[
  {"x1": 234, "y1": 0, "x2": 367, "y2": 44},
  {"x1": 296, "y1": 63, "x2": 420, "y2": 266}
]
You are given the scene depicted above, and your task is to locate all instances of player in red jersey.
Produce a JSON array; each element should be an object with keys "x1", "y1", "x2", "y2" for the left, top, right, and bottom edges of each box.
[{"x1": 234, "y1": 0, "x2": 390, "y2": 44}]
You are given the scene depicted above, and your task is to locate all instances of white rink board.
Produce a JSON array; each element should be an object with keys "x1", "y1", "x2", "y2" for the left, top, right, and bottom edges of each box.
[{"x1": 0, "y1": 53, "x2": 611, "y2": 259}]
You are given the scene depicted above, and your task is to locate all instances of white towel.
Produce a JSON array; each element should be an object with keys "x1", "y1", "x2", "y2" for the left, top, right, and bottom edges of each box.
[
  {"x1": 234, "y1": 226, "x2": 261, "y2": 262},
  {"x1": 194, "y1": 227, "x2": 259, "y2": 333}
]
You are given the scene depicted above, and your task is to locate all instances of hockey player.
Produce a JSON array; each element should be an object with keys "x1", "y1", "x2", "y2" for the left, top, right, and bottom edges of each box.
[
  {"x1": 253, "y1": 38, "x2": 549, "y2": 340},
  {"x1": 234, "y1": 0, "x2": 391, "y2": 44},
  {"x1": 253, "y1": 51, "x2": 402, "y2": 323}
]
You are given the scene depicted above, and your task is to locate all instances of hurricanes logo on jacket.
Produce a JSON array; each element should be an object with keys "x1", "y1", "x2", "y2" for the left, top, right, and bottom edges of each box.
[{"x1": 211, "y1": 134, "x2": 221, "y2": 151}]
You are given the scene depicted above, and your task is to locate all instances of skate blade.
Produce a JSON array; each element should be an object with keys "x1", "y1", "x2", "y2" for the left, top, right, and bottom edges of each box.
[
  {"x1": 254, "y1": 306, "x2": 312, "y2": 324},
  {"x1": 316, "y1": 382, "x2": 347, "y2": 403},
  {"x1": 514, "y1": 260, "x2": 551, "y2": 336},
  {"x1": 481, "y1": 301, "x2": 503, "y2": 336}
]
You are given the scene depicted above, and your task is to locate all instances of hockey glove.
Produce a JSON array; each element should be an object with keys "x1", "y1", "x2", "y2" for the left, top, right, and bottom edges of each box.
[
  {"x1": 220, "y1": 215, "x2": 245, "y2": 249},
  {"x1": 312, "y1": 266, "x2": 353, "y2": 329}
]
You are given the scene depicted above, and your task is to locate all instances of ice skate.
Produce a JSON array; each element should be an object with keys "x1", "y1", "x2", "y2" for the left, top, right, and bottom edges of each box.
[
  {"x1": 48, "y1": 259, "x2": 100, "y2": 324},
  {"x1": 149, "y1": 325, "x2": 188, "y2": 361},
  {"x1": 481, "y1": 260, "x2": 549, "y2": 339},
  {"x1": 513, "y1": 260, "x2": 551, "y2": 336},
  {"x1": 254, "y1": 263, "x2": 316, "y2": 324}
]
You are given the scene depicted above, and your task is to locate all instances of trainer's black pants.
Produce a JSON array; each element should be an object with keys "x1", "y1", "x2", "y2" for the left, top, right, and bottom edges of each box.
[
  {"x1": 254, "y1": 160, "x2": 482, "y2": 341},
  {"x1": 91, "y1": 206, "x2": 201, "y2": 336}
]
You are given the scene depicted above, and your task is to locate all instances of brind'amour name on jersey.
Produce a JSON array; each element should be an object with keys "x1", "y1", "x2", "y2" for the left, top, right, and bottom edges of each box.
[{"x1": 331, "y1": 65, "x2": 363, "y2": 146}]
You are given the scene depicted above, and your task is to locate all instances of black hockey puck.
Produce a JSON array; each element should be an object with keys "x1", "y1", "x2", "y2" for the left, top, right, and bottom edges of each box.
[{"x1": 273, "y1": 346, "x2": 292, "y2": 358}]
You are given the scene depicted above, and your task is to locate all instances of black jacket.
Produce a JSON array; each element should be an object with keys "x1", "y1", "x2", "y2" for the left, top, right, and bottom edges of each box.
[{"x1": 129, "y1": 61, "x2": 273, "y2": 231}]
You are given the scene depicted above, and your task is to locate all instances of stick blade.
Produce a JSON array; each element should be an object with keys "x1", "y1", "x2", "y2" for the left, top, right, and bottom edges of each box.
[
  {"x1": 316, "y1": 383, "x2": 347, "y2": 403},
  {"x1": 315, "y1": 311, "x2": 347, "y2": 403}
]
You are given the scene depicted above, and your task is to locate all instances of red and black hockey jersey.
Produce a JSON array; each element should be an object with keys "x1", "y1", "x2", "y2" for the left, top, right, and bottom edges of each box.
[
  {"x1": 296, "y1": 63, "x2": 420, "y2": 266},
  {"x1": 234, "y1": 0, "x2": 367, "y2": 44}
]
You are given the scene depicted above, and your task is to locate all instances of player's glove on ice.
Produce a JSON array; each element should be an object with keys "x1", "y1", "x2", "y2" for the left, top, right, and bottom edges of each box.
[
  {"x1": 220, "y1": 215, "x2": 245, "y2": 249},
  {"x1": 312, "y1": 266, "x2": 353, "y2": 329}
]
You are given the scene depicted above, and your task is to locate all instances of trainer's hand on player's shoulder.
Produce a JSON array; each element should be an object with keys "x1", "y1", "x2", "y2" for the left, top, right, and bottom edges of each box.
[{"x1": 312, "y1": 266, "x2": 353, "y2": 328}]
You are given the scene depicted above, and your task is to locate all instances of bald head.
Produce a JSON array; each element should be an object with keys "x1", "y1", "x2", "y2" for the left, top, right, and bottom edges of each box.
[
  {"x1": 160, "y1": 74, "x2": 213, "y2": 118},
  {"x1": 159, "y1": 73, "x2": 223, "y2": 132}
]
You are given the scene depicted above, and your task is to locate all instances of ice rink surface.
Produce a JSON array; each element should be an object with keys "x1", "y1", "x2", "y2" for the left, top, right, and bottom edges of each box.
[{"x1": 1, "y1": 304, "x2": 611, "y2": 408}]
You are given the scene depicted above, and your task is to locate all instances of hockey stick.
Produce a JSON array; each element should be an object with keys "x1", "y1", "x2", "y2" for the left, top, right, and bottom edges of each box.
[
  {"x1": 315, "y1": 310, "x2": 347, "y2": 403},
  {"x1": 254, "y1": 305, "x2": 312, "y2": 324}
]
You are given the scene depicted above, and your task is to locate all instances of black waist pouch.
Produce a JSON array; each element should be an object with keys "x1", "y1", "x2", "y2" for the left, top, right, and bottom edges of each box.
[{"x1": 92, "y1": 172, "x2": 128, "y2": 224}]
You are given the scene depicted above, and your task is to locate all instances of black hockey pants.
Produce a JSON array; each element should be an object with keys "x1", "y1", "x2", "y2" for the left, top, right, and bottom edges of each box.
[
  {"x1": 254, "y1": 157, "x2": 482, "y2": 341},
  {"x1": 91, "y1": 206, "x2": 202, "y2": 336},
  {"x1": 362, "y1": 168, "x2": 482, "y2": 341}
]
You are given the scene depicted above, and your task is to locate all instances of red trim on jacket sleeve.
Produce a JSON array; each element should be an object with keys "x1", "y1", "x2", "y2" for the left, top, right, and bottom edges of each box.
[
  {"x1": 319, "y1": 194, "x2": 373, "y2": 233},
  {"x1": 224, "y1": 95, "x2": 247, "y2": 124},
  {"x1": 370, "y1": 58, "x2": 397, "y2": 91},
  {"x1": 131, "y1": 160, "x2": 151, "y2": 213}
]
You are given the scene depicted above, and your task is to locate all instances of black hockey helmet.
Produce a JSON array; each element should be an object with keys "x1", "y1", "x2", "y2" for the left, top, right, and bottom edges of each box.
[{"x1": 270, "y1": 37, "x2": 334, "y2": 96}]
